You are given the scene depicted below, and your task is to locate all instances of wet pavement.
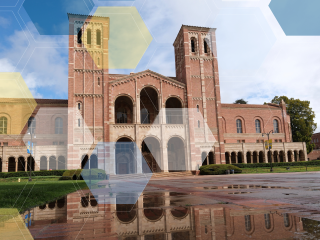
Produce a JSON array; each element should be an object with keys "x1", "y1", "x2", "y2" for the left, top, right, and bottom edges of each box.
[{"x1": 7, "y1": 172, "x2": 320, "y2": 239}]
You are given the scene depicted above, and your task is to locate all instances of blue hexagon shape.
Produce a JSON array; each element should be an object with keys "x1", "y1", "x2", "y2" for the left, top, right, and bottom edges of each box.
[
  {"x1": 22, "y1": 0, "x2": 94, "y2": 35},
  {"x1": 81, "y1": 142, "x2": 152, "y2": 205},
  {"x1": 269, "y1": 0, "x2": 320, "y2": 36}
]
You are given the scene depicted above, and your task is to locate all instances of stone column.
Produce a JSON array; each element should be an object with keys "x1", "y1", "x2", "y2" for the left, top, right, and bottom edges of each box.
[
  {"x1": 206, "y1": 155, "x2": 209, "y2": 165},
  {"x1": 15, "y1": 159, "x2": 18, "y2": 172},
  {"x1": 235, "y1": 152, "x2": 238, "y2": 164},
  {"x1": 47, "y1": 159, "x2": 49, "y2": 170},
  {"x1": 24, "y1": 159, "x2": 27, "y2": 171},
  {"x1": 136, "y1": 145, "x2": 142, "y2": 174}
]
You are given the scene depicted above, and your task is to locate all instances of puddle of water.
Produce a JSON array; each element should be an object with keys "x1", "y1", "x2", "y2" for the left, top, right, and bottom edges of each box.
[
  {"x1": 1, "y1": 190, "x2": 317, "y2": 239},
  {"x1": 200, "y1": 185, "x2": 292, "y2": 190}
]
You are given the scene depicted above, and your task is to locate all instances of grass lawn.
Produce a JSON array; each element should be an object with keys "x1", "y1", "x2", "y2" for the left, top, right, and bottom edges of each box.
[
  {"x1": 0, "y1": 180, "x2": 88, "y2": 213},
  {"x1": 241, "y1": 166, "x2": 320, "y2": 174}
]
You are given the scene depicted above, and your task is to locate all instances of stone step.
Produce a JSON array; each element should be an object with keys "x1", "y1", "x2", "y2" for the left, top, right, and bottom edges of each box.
[{"x1": 151, "y1": 171, "x2": 193, "y2": 178}]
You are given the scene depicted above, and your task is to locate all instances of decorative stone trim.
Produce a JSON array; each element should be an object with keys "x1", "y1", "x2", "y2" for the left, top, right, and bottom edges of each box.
[
  {"x1": 118, "y1": 231, "x2": 138, "y2": 236},
  {"x1": 191, "y1": 75, "x2": 201, "y2": 78},
  {"x1": 193, "y1": 97, "x2": 202, "y2": 100},
  {"x1": 190, "y1": 56, "x2": 200, "y2": 60},
  {"x1": 74, "y1": 69, "x2": 103, "y2": 74},
  {"x1": 170, "y1": 226, "x2": 190, "y2": 231},
  {"x1": 74, "y1": 93, "x2": 103, "y2": 98},
  {"x1": 206, "y1": 97, "x2": 215, "y2": 100},
  {"x1": 204, "y1": 76, "x2": 214, "y2": 79},
  {"x1": 111, "y1": 78, "x2": 135, "y2": 87},
  {"x1": 143, "y1": 229, "x2": 164, "y2": 234},
  {"x1": 113, "y1": 125, "x2": 135, "y2": 129}
]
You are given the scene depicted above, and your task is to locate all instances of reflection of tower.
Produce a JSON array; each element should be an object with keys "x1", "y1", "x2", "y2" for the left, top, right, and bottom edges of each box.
[
  {"x1": 67, "y1": 14, "x2": 110, "y2": 169},
  {"x1": 173, "y1": 26, "x2": 225, "y2": 165}
]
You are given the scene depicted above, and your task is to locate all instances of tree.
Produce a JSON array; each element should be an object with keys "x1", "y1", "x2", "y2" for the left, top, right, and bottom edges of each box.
[
  {"x1": 234, "y1": 99, "x2": 248, "y2": 104},
  {"x1": 269, "y1": 96, "x2": 317, "y2": 154}
]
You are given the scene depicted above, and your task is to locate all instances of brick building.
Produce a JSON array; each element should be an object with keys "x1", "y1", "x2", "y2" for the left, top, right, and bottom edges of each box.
[
  {"x1": 307, "y1": 132, "x2": 320, "y2": 160},
  {"x1": 0, "y1": 14, "x2": 308, "y2": 173}
]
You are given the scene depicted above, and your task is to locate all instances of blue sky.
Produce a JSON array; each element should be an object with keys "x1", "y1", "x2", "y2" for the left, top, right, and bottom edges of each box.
[{"x1": 0, "y1": 0, "x2": 319, "y2": 131}]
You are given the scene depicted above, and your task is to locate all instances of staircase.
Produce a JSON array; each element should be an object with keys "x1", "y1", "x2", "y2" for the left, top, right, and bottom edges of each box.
[{"x1": 151, "y1": 171, "x2": 194, "y2": 179}]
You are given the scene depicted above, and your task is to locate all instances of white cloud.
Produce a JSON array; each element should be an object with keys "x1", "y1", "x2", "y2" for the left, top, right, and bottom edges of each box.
[{"x1": 0, "y1": 16, "x2": 10, "y2": 28}]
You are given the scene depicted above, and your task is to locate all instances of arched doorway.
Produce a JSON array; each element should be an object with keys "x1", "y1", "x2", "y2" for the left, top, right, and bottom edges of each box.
[
  {"x1": 201, "y1": 152, "x2": 208, "y2": 166},
  {"x1": 140, "y1": 87, "x2": 159, "y2": 124},
  {"x1": 58, "y1": 156, "x2": 66, "y2": 170},
  {"x1": 81, "y1": 155, "x2": 89, "y2": 169},
  {"x1": 90, "y1": 154, "x2": 98, "y2": 169},
  {"x1": 27, "y1": 156, "x2": 35, "y2": 171},
  {"x1": 225, "y1": 152, "x2": 230, "y2": 164},
  {"x1": 17, "y1": 157, "x2": 25, "y2": 172},
  {"x1": 209, "y1": 152, "x2": 215, "y2": 164},
  {"x1": 267, "y1": 151, "x2": 272, "y2": 163},
  {"x1": 0, "y1": 158, "x2": 2, "y2": 172},
  {"x1": 116, "y1": 195, "x2": 137, "y2": 223},
  {"x1": 40, "y1": 156, "x2": 47, "y2": 170},
  {"x1": 253, "y1": 151, "x2": 258, "y2": 163},
  {"x1": 237, "y1": 152, "x2": 243, "y2": 164},
  {"x1": 246, "y1": 152, "x2": 252, "y2": 164},
  {"x1": 142, "y1": 137, "x2": 161, "y2": 173},
  {"x1": 231, "y1": 152, "x2": 237, "y2": 164},
  {"x1": 279, "y1": 151, "x2": 285, "y2": 162},
  {"x1": 165, "y1": 97, "x2": 183, "y2": 124},
  {"x1": 143, "y1": 194, "x2": 164, "y2": 221},
  {"x1": 287, "y1": 151, "x2": 293, "y2": 162},
  {"x1": 167, "y1": 137, "x2": 186, "y2": 172},
  {"x1": 49, "y1": 156, "x2": 56, "y2": 170},
  {"x1": 116, "y1": 137, "x2": 135, "y2": 174},
  {"x1": 273, "y1": 151, "x2": 279, "y2": 163},
  {"x1": 114, "y1": 96, "x2": 133, "y2": 123},
  {"x1": 299, "y1": 150, "x2": 305, "y2": 161},
  {"x1": 259, "y1": 151, "x2": 264, "y2": 163},
  {"x1": 8, "y1": 157, "x2": 15, "y2": 172}
]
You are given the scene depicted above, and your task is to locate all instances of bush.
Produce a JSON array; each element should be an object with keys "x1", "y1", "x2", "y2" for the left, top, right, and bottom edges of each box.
[
  {"x1": 62, "y1": 169, "x2": 83, "y2": 180},
  {"x1": 233, "y1": 160, "x2": 320, "y2": 168},
  {"x1": 0, "y1": 170, "x2": 66, "y2": 178},
  {"x1": 199, "y1": 164, "x2": 242, "y2": 175},
  {"x1": 59, "y1": 176, "x2": 73, "y2": 180}
]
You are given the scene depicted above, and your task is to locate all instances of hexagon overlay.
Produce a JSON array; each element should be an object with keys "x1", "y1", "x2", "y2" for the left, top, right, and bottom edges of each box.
[
  {"x1": 0, "y1": 73, "x2": 37, "y2": 135},
  {"x1": 23, "y1": 0, "x2": 94, "y2": 35},
  {"x1": 80, "y1": 142, "x2": 152, "y2": 205},
  {"x1": 83, "y1": 7, "x2": 152, "y2": 69},
  {"x1": 269, "y1": 0, "x2": 320, "y2": 36}
]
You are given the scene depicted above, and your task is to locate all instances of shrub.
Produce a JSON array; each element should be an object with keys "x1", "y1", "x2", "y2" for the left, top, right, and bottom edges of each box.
[
  {"x1": 62, "y1": 169, "x2": 83, "y2": 180},
  {"x1": 233, "y1": 160, "x2": 320, "y2": 168},
  {"x1": 0, "y1": 170, "x2": 66, "y2": 178},
  {"x1": 59, "y1": 176, "x2": 73, "y2": 180},
  {"x1": 199, "y1": 164, "x2": 242, "y2": 175}
]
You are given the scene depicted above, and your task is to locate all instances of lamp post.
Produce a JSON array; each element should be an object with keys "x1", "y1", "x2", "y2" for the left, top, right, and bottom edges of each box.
[
  {"x1": 262, "y1": 130, "x2": 273, "y2": 172},
  {"x1": 27, "y1": 131, "x2": 36, "y2": 182}
]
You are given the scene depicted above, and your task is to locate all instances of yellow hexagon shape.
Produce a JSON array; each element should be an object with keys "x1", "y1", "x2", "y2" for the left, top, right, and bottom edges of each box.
[
  {"x1": 82, "y1": 7, "x2": 153, "y2": 69},
  {"x1": 0, "y1": 73, "x2": 37, "y2": 135}
]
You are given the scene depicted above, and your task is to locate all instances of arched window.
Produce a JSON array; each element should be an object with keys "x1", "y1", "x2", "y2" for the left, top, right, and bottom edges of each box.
[
  {"x1": 0, "y1": 117, "x2": 7, "y2": 134},
  {"x1": 117, "y1": 108, "x2": 127, "y2": 123},
  {"x1": 96, "y1": 30, "x2": 101, "y2": 45},
  {"x1": 28, "y1": 117, "x2": 36, "y2": 134},
  {"x1": 98, "y1": 77, "x2": 100, "y2": 86},
  {"x1": 198, "y1": 120, "x2": 200, "y2": 128},
  {"x1": 196, "y1": 105, "x2": 199, "y2": 112},
  {"x1": 191, "y1": 38, "x2": 196, "y2": 52},
  {"x1": 78, "y1": 118, "x2": 81, "y2": 127},
  {"x1": 140, "y1": 108, "x2": 149, "y2": 124},
  {"x1": 87, "y1": 29, "x2": 91, "y2": 44},
  {"x1": 236, "y1": 119, "x2": 242, "y2": 133},
  {"x1": 264, "y1": 214, "x2": 271, "y2": 229},
  {"x1": 245, "y1": 215, "x2": 252, "y2": 231},
  {"x1": 77, "y1": 28, "x2": 82, "y2": 44},
  {"x1": 98, "y1": 57, "x2": 100, "y2": 66},
  {"x1": 255, "y1": 119, "x2": 261, "y2": 133},
  {"x1": 204, "y1": 39, "x2": 209, "y2": 53},
  {"x1": 284, "y1": 213, "x2": 290, "y2": 227},
  {"x1": 78, "y1": 102, "x2": 81, "y2": 110},
  {"x1": 55, "y1": 117, "x2": 63, "y2": 134},
  {"x1": 273, "y1": 119, "x2": 279, "y2": 133}
]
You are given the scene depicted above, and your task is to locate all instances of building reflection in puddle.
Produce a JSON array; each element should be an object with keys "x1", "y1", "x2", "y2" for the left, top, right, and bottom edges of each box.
[{"x1": 18, "y1": 191, "x2": 314, "y2": 239}]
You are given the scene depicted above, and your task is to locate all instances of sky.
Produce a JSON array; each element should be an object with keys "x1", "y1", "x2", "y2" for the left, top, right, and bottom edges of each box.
[{"x1": 0, "y1": 0, "x2": 319, "y2": 132}]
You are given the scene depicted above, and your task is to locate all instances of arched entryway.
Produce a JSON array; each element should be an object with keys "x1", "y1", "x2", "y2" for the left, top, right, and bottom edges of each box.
[
  {"x1": 273, "y1": 151, "x2": 279, "y2": 163},
  {"x1": 40, "y1": 156, "x2": 47, "y2": 170},
  {"x1": 299, "y1": 150, "x2": 305, "y2": 161},
  {"x1": 231, "y1": 152, "x2": 237, "y2": 164},
  {"x1": 81, "y1": 155, "x2": 89, "y2": 169},
  {"x1": 267, "y1": 151, "x2": 272, "y2": 163},
  {"x1": 201, "y1": 152, "x2": 208, "y2": 166},
  {"x1": 8, "y1": 157, "x2": 15, "y2": 172},
  {"x1": 116, "y1": 137, "x2": 135, "y2": 174},
  {"x1": 279, "y1": 151, "x2": 285, "y2": 162},
  {"x1": 143, "y1": 194, "x2": 164, "y2": 221},
  {"x1": 142, "y1": 137, "x2": 161, "y2": 173},
  {"x1": 90, "y1": 154, "x2": 98, "y2": 169},
  {"x1": 237, "y1": 152, "x2": 243, "y2": 164},
  {"x1": 114, "y1": 96, "x2": 133, "y2": 123},
  {"x1": 49, "y1": 156, "x2": 56, "y2": 170},
  {"x1": 167, "y1": 137, "x2": 186, "y2": 171},
  {"x1": 287, "y1": 151, "x2": 293, "y2": 162},
  {"x1": 165, "y1": 97, "x2": 183, "y2": 124},
  {"x1": 0, "y1": 158, "x2": 2, "y2": 172},
  {"x1": 246, "y1": 152, "x2": 252, "y2": 164},
  {"x1": 17, "y1": 157, "x2": 25, "y2": 172},
  {"x1": 259, "y1": 151, "x2": 264, "y2": 163},
  {"x1": 140, "y1": 87, "x2": 159, "y2": 124},
  {"x1": 58, "y1": 156, "x2": 66, "y2": 170},
  {"x1": 27, "y1": 156, "x2": 35, "y2": 171},
  {"x1": 208, "y1": 152, "x2": 215, "y2": 164},
  {"x1": 225, "y1": 152, "x2": 230, "y2": 164},
  {"x1": 253, "y1": 151, "x2": 258, "y2": 163}
]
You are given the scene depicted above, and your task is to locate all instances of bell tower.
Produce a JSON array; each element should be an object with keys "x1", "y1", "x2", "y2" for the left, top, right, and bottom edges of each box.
[{"x1": 173, "y1": 25, "x2": 225, "y2": 164}]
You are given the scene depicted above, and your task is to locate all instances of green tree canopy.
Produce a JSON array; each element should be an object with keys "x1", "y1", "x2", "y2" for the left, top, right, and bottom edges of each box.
[
  {"x1": 269, "y1": 96, "x2": 317, "y2": 154},
  {"x1": 234, "y1": 99, "x2": 248, "y2": 104}
]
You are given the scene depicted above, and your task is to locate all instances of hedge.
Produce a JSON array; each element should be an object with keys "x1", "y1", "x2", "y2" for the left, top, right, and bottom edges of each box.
[
  {"x1": 200, "y1": 164, "x2": 242, "y2": 175},
  {"x1": 62, "y1": 169, "x2": 83, "y2": 180},
  {"x1": 233, "y1": 160, "x2": 320, "y2": 168},
  {"x1": 0, "y1": 170, "x2": 66, "y2": 178}
]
